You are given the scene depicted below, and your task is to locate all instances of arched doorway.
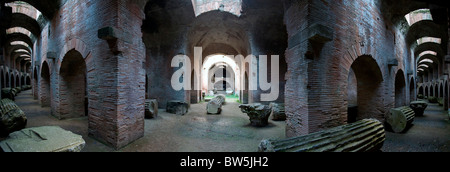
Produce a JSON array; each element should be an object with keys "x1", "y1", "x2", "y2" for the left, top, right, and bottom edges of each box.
[
  {"x1": 395, "y1": 70, "x2": 406, "y2": 107},
  {"x1": 21, "y1": 75, "x2": 25, "y2": 87},
  {"x1": 15, "y1": 75, "x2": 19, "y2": 88},
  {"x1": 439, "y1": 83, "x2": 443, "y2": 98},
  {"x1": 347, "y1": 68, "x2": 358, "y2": 123},
  {"x1": 33, "y1": 67, "x2": 39, "y2": 99},
  {"x1": 430, "y1": 86, "x2": 433, "y2": 97},
  {"x1": 213, "y1": 80, "x2": 233, "y2": 93},
  {"x1": 11, "y1": 74, "x2": 15, "y2": 88},
  {"x1": 142, "y1": 0, "x2": 198, "y2": 108},
  {"x1": 26, "y1": 76, "x2": 30, "y2": 85},
  {"x1": 418, "y1": 86, "x2": 424, "y2": 97},
  {"x1": 202, "y1": 54, "x2": 240, "y2": 101},
  {"x1": 0, "y1": 69, "x2": 4, "y2": 89},
  {"x1": 59, "y1": 50, "x2": 87, "y2": 119},
  {"x1": 186, "y1": 10, "x2": 256, "y2": 105},
  {"x1": 40, "y1": 61, "x2": 51, "y2": 107},
  {"x1": 347, "y1": 55, "x2": 384, "y2": 122},
  {"x1": 445, "y1": 82, "x2": 449, "y2": 109},
  {"x1": 5, "y1": 72, "x2": 10, "y2": 88},
  {"x1": 435, "y1": 84, "x2": 438, "y2": 97}
]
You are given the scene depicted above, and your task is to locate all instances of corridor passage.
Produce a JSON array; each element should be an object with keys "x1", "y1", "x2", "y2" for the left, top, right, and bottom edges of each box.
[
  {"x1": 14, "y1": 90, "x2": 286, "y2": 152},
  {"x1": 12, "y1": 90, "x2": 450, "y2": 152}
]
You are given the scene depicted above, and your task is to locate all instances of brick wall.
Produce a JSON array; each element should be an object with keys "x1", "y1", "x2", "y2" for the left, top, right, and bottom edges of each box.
[
  {"x1": 40, "y1": 61, "x2": 50, "y2": 107},
  {"x1": 395, "y1": 70, "x2": 407, "y2": 107},
  {"x1": 25, "y1": 0, "x2": 429, "y2": 148},
  {"x1": 32, "y1": 0, "x2": 147, "y2": 149},
  {"x1": 32, "y1": 68, "x2": 38, "y2": 99},
  {"x1": 284, "y1": 0, "x2": 413, "y2": 137},
  {"x1": 58, "y1": 50, "x2": 86, "y2": 119},
  {"x1": 145, "y1": 44, "x2": 188, "y2": 108},
  {"x1": 284, "y1": 0, "x2": 312, "y2": 136},
  {"x1": 347, "y1": 68, "x2": 357, "y2": 106},
  {"x1": 114, "y1": 0, "x2": 146, "y2": 148}
]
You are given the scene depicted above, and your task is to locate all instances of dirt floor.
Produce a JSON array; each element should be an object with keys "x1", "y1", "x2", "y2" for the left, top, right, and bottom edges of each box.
[
  {"x1": 8, "y1": 90, "x2": 450, "y2": 152},
  {"x1": 12, "y1": 90, "x2": 286, "y2": 152},
  {"x1": 382, "y1": 102, "x2": 450, "y2": 152}
]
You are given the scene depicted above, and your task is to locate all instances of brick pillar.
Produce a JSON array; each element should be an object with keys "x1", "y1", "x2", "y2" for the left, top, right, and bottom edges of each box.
[
  {"x1": 284, "y1": 0, "x2": 335, "y2": 137},
  {"x1": 93, "y1": 0, "x2": 146, "y2": 149},
  {"x1": 284, "y1": 0, "x2": 311, "y2": 137}
]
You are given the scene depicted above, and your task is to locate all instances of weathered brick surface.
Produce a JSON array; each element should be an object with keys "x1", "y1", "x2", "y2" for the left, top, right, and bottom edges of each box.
[
  {"x1": 6, "y1": 2, "x2": 39, "y2": 20},
  {"x1": 40, "y1": 61, "x2": 50, "y2": 107},
  {"x1": 284, "y1": 0, "x2": 414, "y2": 137},
  {"x1": 58, "y1": 50, "x2": 86, "y2": 119},
  {"x1": 32, "y1": 68, "x2": 38, "y2": 99},
  {"x1": 30, "y1": 0, "x2": 147, "y2": 149},
  {"x1": 284, "y1": 0, "x2": 312, "y2": 136},
  {"x1": 3, "y1": 0, "x2": 446, "y2": 149}
]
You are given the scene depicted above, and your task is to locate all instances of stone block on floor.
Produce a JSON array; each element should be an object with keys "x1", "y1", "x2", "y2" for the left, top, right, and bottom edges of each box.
[
  {"x1": 166, "y1": 100, "x2": 188, "y2": 116},
  {"x1": 410, "y1": 101, "x2": 428, "y2": 117},
  {"x1": 207, "y1": 95, "x2": 225, "y2": 114},
  {"x1": 269, "y1": 103, "x2": 286, "y2": 121},
  {"x1": 239, "y1": 103, "x2": 272, "y2": 127},
  {"x1": 145, "y1": 99, "x2": 158, "y2": 119},
  {"x1": 0, "y1": 99, "x2": 27, "y2": 137},
  {"x1": 0, "y1": 126, "x2": 85, "y2": 152}
]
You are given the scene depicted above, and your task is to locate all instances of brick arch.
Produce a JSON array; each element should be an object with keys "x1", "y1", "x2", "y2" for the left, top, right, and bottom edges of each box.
[
  {"x1": 56, "y1": 48, "x2": 88, "y2": 119},
  {"x1": 418, "y1": 85, "x2": 424, "y2": 95},
  {"x1": 0, "y1": 68, "x2": 4, "y2": 89},
  {"x1": 409, "y1": 76, "x2": 416, "y2": 102},
  {"x1": 40, "y1": 60, "x2": 51, "y2": 107},
  {"x1": 39, "y1": 59, "x2": 52, "y2": 76},
  {"x1": 4, "y1": 0, "x2": 60, "y2": 19},
  {"x1": 13, "y1": 74, "x2": 18, "y2": 87},
  {"x1": 445, "y1": 81, "x2": 449, "y2": 109},
  {"x1": 430, "y1": 83, "x2": 435, "y2": 97},
  {"x1": 32, "y1": 66, "x2": 39, "y2": 99},
  {"x1": 6, "y1": 32, "x2": 33, "y2": 49},
  {"x1": 434, "y1": 83, "x2": 439, "y2": 98},
  {"x1": 341, "y1": 42, "x2": 386, "y2": 78},
  {"x1": 6, "y1": 1, "x2": 40, "y2": 20},
  {"x1": 10, "y1": 13, "x2": 41, "y2": 37},
  {"x1": 5, "y1": 70, "x2": 10, "y2": 88},
  {"x1": 10, "y1": 73, "x2": 15, "y2": 88},
  {"x1": 345, "y1": 53, "x2": 385, "y2": 122},
  {"x1": 129, "y1": 0, "x2": 148, "y2": 16},
  {"x1": 56, "y1": 38, "x2": 91, "y2": 74},
  {"x1": 395, "y1": 69, "x2": 407, "y2": 107},
  {"x1": 409, "y1": 76, "x2": 415, "y2": 84}
]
